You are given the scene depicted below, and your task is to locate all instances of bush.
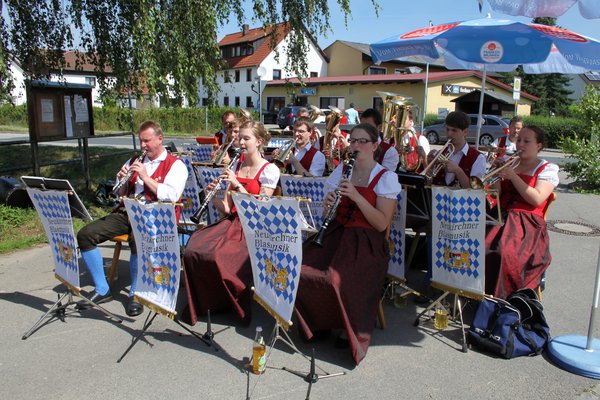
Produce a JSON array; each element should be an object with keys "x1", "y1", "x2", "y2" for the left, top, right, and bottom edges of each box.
[
  {"x1": 0, "y1": 104, "x2": 28, "y2": 126},
  {"x1": 561, "y1": 137, "x2": 600, "y2": 192},
  {"x1": 521, "y1": 115, "x2": 586, "y2": 148}
]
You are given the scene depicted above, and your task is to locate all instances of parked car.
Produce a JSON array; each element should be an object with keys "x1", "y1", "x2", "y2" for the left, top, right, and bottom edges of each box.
[
  {"x1": 424, "y1": 114, "x2": 510, "y2": 146},
  {"x1": 277, "y1": 106, "x2": 305, "y2": 129}
]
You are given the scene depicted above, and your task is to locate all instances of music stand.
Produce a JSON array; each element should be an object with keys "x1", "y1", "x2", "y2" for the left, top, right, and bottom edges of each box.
[{"x1": 20, "y1": 177, "x2": 122, "y2": 340}]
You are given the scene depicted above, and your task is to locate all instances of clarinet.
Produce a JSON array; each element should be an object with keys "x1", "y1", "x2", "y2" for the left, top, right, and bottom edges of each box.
[
  {"x1": 312, "y1": 151, "x2": 358, "y2": 247},
  {"x1": 110, "y1": 150, "x2": 147, "y2": 196},
  {"x1": 190, "y1": 148, "x2": 243, "y2": 224}
]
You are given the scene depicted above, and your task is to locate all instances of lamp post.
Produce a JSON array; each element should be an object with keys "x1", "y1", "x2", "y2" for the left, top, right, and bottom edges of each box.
[{"x1": 256, "y1": 66, "x2": 266, "y2": 123}]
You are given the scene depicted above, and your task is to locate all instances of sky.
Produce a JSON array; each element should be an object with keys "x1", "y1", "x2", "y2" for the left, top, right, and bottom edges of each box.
[{"x1": 217, "y1": 0, "x2": 600, "y2": 48}]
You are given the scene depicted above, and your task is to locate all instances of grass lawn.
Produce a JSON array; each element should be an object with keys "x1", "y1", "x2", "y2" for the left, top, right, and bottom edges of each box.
[{"x1": 0, "y1": 144, "x2": 127, "y2": 254}]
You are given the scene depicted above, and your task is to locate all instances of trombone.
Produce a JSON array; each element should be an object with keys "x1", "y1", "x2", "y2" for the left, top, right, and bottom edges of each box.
[
  {"x1": 420, "y1": 140, "x2": 454, "y2": 182},
  {"x1": 470, "y1": 151, "x2": 521, "y2": 190}
]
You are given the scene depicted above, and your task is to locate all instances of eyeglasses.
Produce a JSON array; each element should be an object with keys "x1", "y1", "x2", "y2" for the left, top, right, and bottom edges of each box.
[
  {"x1": 348, "y1": 138, "x2": 373, "y2": 144},
  {"x1": 293, "y1": 129, "x2": 309, "y2": 134}
]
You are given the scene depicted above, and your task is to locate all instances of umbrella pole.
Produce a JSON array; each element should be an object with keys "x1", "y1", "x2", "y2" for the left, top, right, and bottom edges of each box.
[
  {"x1": 475, "y1": 65, "x2": 487, "y2": 150},
  {"x1": 421, "y1": 62, "x2": 430, "y2": 135}
]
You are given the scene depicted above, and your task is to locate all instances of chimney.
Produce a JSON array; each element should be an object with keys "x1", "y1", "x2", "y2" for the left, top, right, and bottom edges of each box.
[{"x1": 242, "y1": 24, "x2": 249, "y2": 36}]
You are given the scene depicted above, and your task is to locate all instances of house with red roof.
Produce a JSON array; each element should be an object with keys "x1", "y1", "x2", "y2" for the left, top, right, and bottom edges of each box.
[{"x1": 198, "y1": 22, "x2": 328, "y2": 112}]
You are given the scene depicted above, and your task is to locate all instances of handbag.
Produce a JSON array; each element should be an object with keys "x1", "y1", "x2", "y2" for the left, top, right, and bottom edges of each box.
[{"x1": 468, "y1": 288, "x2": 550, "y2": 359}]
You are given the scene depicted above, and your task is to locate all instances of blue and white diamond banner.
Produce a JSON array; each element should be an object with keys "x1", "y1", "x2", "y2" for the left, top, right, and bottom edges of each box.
[
  {"x1": 280, "y1": 175, "x2": 327, "y2": 229},
  {"x1": 124, "y1": 199, "x2": 181, "y2": 314},
  {"x1": 432, "y1": 187, "x2": 485, "y2": 296},
  {"x1": 179, "y1": 154, "x2": 202, "y2": 224},
  {"x1": 195, "y1": 166, "x2": 228, "y2": 225},
  {"x1": 182, "y1": 144, "x2": 213, "y2": 163},
  {"x1": 233, "y1": 193, "x2": 303, "y2": 324},
  {"x1": 27, "y1": 188, "x2": 79, "y2": 288},
  {"x1": 387, "y1": 190, "x2": 407, "y2": 280}
]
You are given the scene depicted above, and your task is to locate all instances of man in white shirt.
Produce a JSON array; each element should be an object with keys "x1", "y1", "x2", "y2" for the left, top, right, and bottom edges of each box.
[
  {"x1": 274, "y1": 117, "x2": 326, "y2": 177},
  {"x1": 492, "y1": 115, "x2": 522, "y2": 156},
  {"x1": 76, "y1": 121, "x2": 188, "y2": 316}
]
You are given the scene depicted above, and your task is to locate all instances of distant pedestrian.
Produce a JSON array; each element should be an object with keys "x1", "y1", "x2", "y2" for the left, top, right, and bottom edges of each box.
[{"x1": 345, "y1": 103, "x2": 359, "y2": 125}]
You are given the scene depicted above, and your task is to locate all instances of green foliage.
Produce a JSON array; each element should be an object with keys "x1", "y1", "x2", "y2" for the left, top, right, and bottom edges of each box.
[
  {"x1": 521, "y1": 115, "x2": 585, "y2": 148},
  {"x1": 571, "y1": 85, "x2": 600, "y2": 140},
  {"x1": 561, "y1": 137, "x2": 600, "y2": 192},
  {"x1": 423, "y1": 113, "x2": 442, "y2": 126},
  {"x1": 0, "y1": 103, "x2": 27, "y2": 125},
  {"x1": 0, "y1": 1, "x2": 370, "y2": 108},
  {"x1": 0, "y1": 204, "x2": 46, "y2": 253}
]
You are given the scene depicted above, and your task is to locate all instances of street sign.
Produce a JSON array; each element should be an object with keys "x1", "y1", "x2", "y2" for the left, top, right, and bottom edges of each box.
[{"x1": 513, "y1": 77, "x2": 521, "y2": 101}]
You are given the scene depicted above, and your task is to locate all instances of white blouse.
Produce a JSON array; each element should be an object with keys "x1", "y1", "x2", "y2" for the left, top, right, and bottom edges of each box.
[
  {"x1": 531, "y1": 160, "x2": 560, "y2": 187},
  {"x1": 325, "y1": 163, "x2": 402, "y2": 200},
  {"x1": 257, "y1": 161, "x2": 281, "y2": 189}
]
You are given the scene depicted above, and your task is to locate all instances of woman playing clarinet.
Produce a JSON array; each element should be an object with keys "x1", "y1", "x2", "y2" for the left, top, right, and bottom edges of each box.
[
  {"x1": 295, "y1": 123, "x2": 402, "y2": 365},
  {"x1": 485, "y1": 125, "x2": 559, "y2": 299},
  {"x1": 183, "y1": 120, "x2": 280, "y2": 325}
]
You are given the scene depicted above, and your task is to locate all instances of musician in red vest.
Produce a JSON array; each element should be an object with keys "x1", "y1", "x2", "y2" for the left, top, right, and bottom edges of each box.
[
  {"x1": 214, "y1": 110, "x2": 236, "y2": 145},
  {"x1": 359, "y1": 108, "x2": 399, "y2": 172},
  {"x1": 492, "y1": 115, "x2": 522, "y2": 157},
  {"x1": 274, "y1": 117, "x2": 326, "y2": 177},
  {"x1": 76, "y1": 120, "x2": 188, "y2": 316},
  {"x1": 430, "y1": 111, "x2": 486, "y2": 188}
]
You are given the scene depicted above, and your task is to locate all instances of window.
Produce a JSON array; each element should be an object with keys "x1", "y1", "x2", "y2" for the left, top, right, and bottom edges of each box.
[
  {"x1": 273, "y1": 69, "x2": 281, "y2": 80},
  {"x1": 368, "y1": 66, "x2": 386, "y2": 75},
  {"x1": 235, "y1": 96, "x2": 240, "y2": 107},
  {"x1": 246, "y1": 96, "x2": 253, "y2": 108},
  {"x1": 85, "y1": 77, "x2": 96, "y2": 88},
  {"x1": 224, "y1": 71, "x2": 231, "y2": 83},
  {"x1": 235, "y1": 70, "x2": 240, "y2": 82},
  {"x1": 310, "y1": 71, "x2": 318, "y2": 78},
  {"x1": 224, "y1": 96, "x2": 229, "y2": 106},
  {"x1": 373, "y1": 97, "x2": 384, "y2": 113},
  {"x1": 394, "y1": 68, "x2": 405, "y2": 74},
  {"x1": 246, "y1": 69, "x2": 252, "y2": 81},
  {"x1": 235, "y1": 46, "x2": 241, "y2": 57},
  {"x1": 202, "y1": 98, "x2": 208, "y2": 106},
  {"x1": 319, "y1": 97, "x2": 345, "y2": 109},
  {"x1": 267, "y1": 97, "x2": 286, "y2": 112}
]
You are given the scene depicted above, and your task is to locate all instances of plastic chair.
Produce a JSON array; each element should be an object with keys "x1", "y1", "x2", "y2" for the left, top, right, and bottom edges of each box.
[{"x1": 107, "y1": 234, "x2": 129, "y2": 288}]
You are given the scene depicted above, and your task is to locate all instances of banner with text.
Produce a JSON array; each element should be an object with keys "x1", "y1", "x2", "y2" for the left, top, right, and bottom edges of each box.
[
  {"x1": 233, "y1": 193, "x2": 303, "y2": 325},
  {"x1": 431, "y1": 187, "x2": 485, "y2": 297},
  {"x1": 387, "y1": 190, "x2": 407, "y2": 280},
  {"x1": 27, "y1": 188, "x2": 80, "y2": 288},
  {"x1": 125, "y1": 199, "x2": 181, "y2": 315}
]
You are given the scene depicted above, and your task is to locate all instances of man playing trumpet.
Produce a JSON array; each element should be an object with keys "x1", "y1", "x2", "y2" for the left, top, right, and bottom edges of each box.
[
  {"x1": 273, "y1": 116, "x2": 326, "y2": 177},
  {"x1": 76, "y1": 120, "x2": 187, "y2": 316}
]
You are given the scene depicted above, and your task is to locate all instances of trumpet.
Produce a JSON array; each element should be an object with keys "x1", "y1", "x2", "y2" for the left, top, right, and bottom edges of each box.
[
  {"x1": 111, "y1": 150, "x2": 147, "y2": 196},
  {"x1": 190, "y1": 148, "x2": 243, "y2": 224},
  {"x1": 272, "y1": 139, "x2": 295, "y2": 173},
  {"x1": 312, "y1": 151, "x2": 358, "y2": 247},
  {"x1": 470, "y1": 151, "x2": 521, "y2": 189},
  {"x1": 420, "y1": 140, "x2": 454, "y2": 182}
]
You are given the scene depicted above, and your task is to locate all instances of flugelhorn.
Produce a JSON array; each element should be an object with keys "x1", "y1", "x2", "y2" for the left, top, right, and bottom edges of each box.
[
  {"x1": 272, "y1": 139, "x2": 295, "y2": 173},
  {"x1": 312, "y1": 151, "x2": 358, "y2": 247},
  {"x1": 111, "y1": 150, "x2": 147, "y2": 196},
  {"x1": 420, "y1": 140, "x2": 454, "y2": 182},
  {"x1": 190, "y1": 148, "x2": 243, "y2": 224},
  {"x1": 470, "y1": 150, "x2": 521, "y2": 190}
]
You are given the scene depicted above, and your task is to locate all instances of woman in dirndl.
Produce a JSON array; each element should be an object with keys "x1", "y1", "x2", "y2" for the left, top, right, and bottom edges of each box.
[
  {"x1": 294, "y1": 123, "x2": 402, "y2": 365},
  {"x1": 183, "y1": 120, "x2": 280, "y2": 324},
  {"x1": 485, "y1": 125, "x2": 559, "y2": 299}
]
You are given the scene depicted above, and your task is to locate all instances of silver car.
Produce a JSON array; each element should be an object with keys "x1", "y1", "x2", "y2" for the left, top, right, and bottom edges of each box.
[{"x1": 424, "y1": 114, "x2": 510, "y2": 146}]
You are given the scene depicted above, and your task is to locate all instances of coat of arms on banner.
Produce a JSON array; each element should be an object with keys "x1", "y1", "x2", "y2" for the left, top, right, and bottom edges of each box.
[
  {"x1": 182, "y1": 144, "x2": 213, "y2": 163},
  {"x1": 27, "y1": 188, "x2": 80, "y2": 288},
  {"x1": 233, "y1": 194, "x2": 303, "y2": 325},
  {"x1": 431, "y1": 187, "x2": 485, "y2": 297},
  {"x1": 124, "y1": 199, "x2": 181, "y2": 314}
]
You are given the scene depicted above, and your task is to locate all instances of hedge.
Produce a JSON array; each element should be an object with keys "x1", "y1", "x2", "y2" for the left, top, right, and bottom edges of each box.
[{"x1": 0, "y1": 104, "x2": 257, "y2": 136}]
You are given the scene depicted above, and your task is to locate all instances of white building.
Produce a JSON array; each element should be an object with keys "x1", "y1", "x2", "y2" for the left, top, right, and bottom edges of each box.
[
  {"x1": 198, "y1": 22, "x2": 328, "y2": 113},
  {"x1": 567, "y1": 71, "x2": 600, "y2": 101}
]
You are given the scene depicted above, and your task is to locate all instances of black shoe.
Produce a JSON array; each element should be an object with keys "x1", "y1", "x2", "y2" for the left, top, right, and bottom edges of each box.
[
  {"x1": 75, "y1": 291, "x2": 113, "y2": 311},
  {"x1": 126, "y1": 299, "x2": 144, "y2": 317}
]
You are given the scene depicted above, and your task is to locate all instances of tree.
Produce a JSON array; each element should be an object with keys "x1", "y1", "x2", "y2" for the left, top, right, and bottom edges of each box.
[
  {"x1": 0, "y1": 0, "x2": 374, "y2": 107},
  {"x1": 497, "y1": 17, "x2": 573, "y2": 117}
]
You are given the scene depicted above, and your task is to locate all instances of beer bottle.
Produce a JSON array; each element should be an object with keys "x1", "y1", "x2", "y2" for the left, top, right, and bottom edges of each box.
[{"x1": 252, "y1": 326, "x2": 266, "y2": 375}]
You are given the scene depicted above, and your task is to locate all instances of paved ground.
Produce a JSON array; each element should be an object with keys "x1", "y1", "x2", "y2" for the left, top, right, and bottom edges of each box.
[{"x1": 2, "y1": 161, "x2": 600, "y2": 399}]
